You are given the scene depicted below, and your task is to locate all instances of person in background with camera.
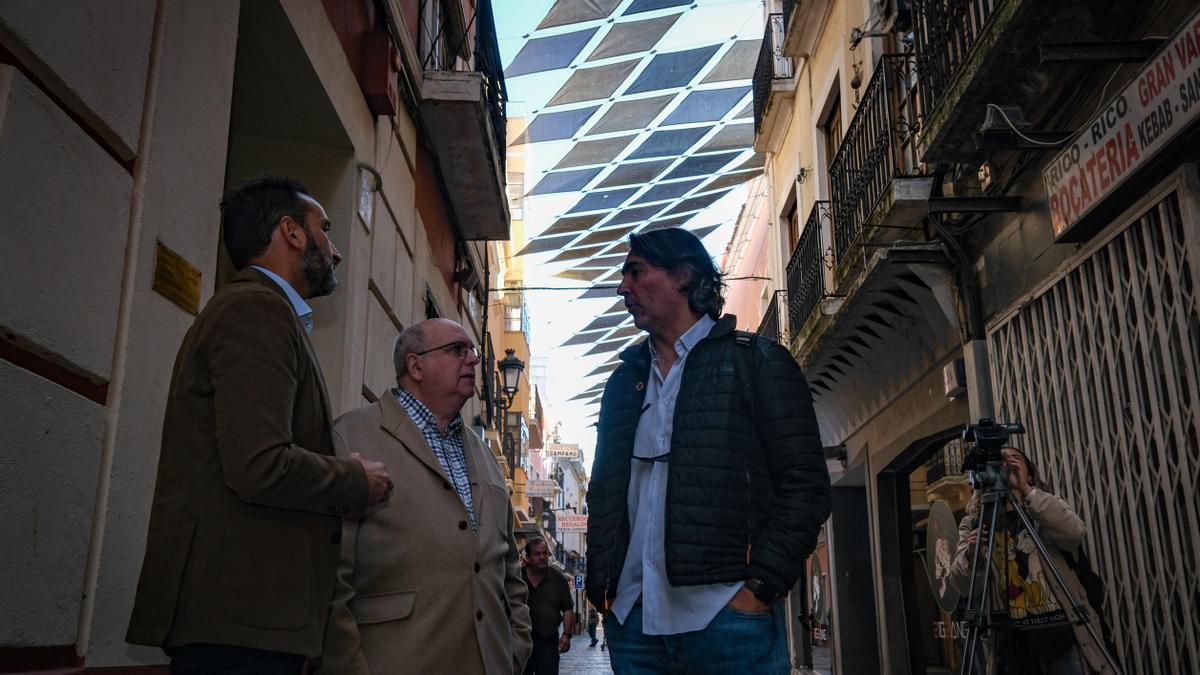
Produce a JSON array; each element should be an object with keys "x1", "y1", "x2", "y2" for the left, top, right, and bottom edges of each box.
[{"x1": 949, "y1": 447, "x2": 1116, "y2": 674}]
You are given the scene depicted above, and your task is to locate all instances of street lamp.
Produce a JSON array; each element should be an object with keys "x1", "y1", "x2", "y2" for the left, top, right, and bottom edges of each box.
[
  {"x1": 495, "y1": 348, "x2": 525, "y2": 479},
  {"x1": 497, "y1": 348, "x2": 525, "y2": 401}
]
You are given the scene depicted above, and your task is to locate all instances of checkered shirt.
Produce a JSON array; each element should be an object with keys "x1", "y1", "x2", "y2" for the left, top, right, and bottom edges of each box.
[{"x1": 393, "y1": 386, "x2": 476, "y2": 528}]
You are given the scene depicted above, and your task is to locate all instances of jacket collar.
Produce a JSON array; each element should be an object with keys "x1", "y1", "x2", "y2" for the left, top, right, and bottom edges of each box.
[
  {"x1": 618, "y1": 314, "x2": 738, "y2": 367},
  {"x1": 378, "y1": 391, "x2": 484, "y2": 513},
  {"x1": 231, "y1": 265, "x2": 287, "y2": 298},
  {"x1": 231, "y1": 266, "x2": 332, "y2": 426}
]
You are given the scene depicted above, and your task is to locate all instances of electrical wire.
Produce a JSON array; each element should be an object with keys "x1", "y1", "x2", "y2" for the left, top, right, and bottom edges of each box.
[{"x1": 984, "y1": 61, "x2": 1128, "y2": 148}]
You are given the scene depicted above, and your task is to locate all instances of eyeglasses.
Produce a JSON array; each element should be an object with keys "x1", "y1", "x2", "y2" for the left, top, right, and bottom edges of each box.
[{"x1": 415, "y1": 340, "x2": 480, "y2": 360}]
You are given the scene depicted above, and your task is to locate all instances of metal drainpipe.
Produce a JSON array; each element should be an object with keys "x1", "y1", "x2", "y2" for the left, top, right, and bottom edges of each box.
[
  {"x1": 482, "y1": 242, "x2": 492, "y2": 428},
  {"x1": 76, "y1": 0, "x2": 168, "y2": 656}
]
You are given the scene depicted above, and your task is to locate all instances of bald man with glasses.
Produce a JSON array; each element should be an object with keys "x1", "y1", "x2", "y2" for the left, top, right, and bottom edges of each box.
[{"x1": 318, "y1": 319, "x2": 533, "y2": 675}]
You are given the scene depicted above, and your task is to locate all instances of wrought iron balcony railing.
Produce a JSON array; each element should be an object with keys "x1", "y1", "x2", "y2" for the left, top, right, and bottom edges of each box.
[
  {"x1": 419, "y1": 0, "x2": 508, "y2": 171},
  {"x1": 786, "y1": 202, "x2": 831, "y2": 342},
  {"x1": 757, "y1": 290, "x2": 786, "y2": 345},
  {"x1": 474, "y1": 0, "x2": 508, "y2": 171},
  {"x1": 828, "y1": 54, "x2": 921, "y2": 269},
  {"x1": 752, "y1": 13, "x2": 794, "y2": 135},
  {"x1": 911, "y1": 0, "x2": 1009, "y2": 118}
]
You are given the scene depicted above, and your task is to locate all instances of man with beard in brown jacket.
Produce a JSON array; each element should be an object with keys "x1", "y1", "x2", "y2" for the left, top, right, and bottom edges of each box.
[{"x1": 126, "y1": 177, "x2": 392, "y2": 674}]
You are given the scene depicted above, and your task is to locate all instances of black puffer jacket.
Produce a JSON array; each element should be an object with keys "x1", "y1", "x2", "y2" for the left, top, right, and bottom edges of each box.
[{"x1": 585, "y1": 315, "x2": 831, "y2": 610}]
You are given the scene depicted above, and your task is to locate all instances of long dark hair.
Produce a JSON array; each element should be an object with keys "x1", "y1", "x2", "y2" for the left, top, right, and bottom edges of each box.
[{"x1": 628, "y1": 228, "x2": 726, "y2": 320}]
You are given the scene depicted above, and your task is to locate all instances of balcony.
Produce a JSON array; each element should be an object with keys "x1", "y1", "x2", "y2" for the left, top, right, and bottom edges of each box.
[
  {"x1": 786, "y1": 202, "x2": 833, "y2": 345},
  {"x1": 757, "y1": 290, "x2": 786, "y2": 346},
  {"x1": 418, "y1": 0, "x2": 511, "y2": 239},
  {"x1": 911, "y1": 0, "x2": 1138, "y2": 162},
  {"x1": 827, "y1": 55, "x2": 932, "y2": 285},
  {"x1": 925, "y1": 438, "x2": 972, "y2": 505},
  {"x1": 779, "y1": 0, "x2": 835, "y2": 59},
  {"x1": 785, "y1": 58, "x2": 960, "y2": 429},
  {"x1": 751, "y1": 13, "x2": 795, "y2": 152}
]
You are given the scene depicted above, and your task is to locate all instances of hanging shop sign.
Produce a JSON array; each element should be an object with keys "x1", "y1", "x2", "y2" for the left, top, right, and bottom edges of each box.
[
  {"x1": 557, "y1": 514, "x2": 589, "y2": 532},
  {"x1": 1043, "y1": 7, "x2": 1200, "y2": 240},
  {"x1": 546, "y1": 443, "x2": 581, "y2": 459},
  {"x1": 926, "y1": 499, "x2": 961, "y2": 613},
  {"x1": 526, "y1": 480, "x2": 558, "y2": 498}
]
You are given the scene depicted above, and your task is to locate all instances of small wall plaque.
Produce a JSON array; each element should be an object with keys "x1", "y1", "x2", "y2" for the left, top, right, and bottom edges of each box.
[{"x1": 152, "y1": 242, "x2": 201, "y2": 315}]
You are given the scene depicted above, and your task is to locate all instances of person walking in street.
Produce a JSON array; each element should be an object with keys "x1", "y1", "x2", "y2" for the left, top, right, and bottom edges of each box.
[
  {"x1": 522, "y1": 537, "x2": 577, "y2": 675},
  {"x1": 318, "y1": 319, "x2": 533, "y2": 675},
  {"x1": 126, "y1": 177, "x2": 393, "y2": 674},
  {"x1": 587, "y1": 606, "x2": 600, "y2": 647},
  {"x1": 586, "y1": 228, "x2": 832, "y2": 675}
]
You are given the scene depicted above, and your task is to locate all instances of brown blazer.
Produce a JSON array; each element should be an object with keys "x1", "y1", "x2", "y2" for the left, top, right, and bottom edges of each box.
[
  {"x1": 126, "y1": 267, "x2": 368, "y2": 658},
  {"x1": 317, "y1": 394, "x2": 534, "y2": 675}
]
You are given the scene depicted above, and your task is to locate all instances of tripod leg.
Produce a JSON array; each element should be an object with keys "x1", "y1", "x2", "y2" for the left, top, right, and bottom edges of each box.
[
  {"x1": 960, "y1": 494, "x2": 1003, "y2": 675},
  {"x1": 1008, "y1": 500, "x2": 1124, "y2": 675}
]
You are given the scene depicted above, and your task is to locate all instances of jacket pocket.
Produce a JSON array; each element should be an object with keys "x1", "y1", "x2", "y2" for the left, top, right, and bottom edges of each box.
[
  {"x1": 220, "y1": 520, "x2": 312, "y2": 630},
  {"x1": 351, "y1": 590, "x2": 416, "y2": 624}
]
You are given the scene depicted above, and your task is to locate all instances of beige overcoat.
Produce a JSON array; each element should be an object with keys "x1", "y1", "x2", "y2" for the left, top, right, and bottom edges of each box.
[
  {"x1": 126, "y1": 267, "x2": 369, "y2": 657},
  {"x1": 318, "y1": 394, "x2": 533, "y2": 674}
]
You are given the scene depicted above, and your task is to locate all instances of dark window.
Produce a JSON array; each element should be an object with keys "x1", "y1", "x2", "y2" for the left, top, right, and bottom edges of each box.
[
  {"x1": 823, "y1": 95, "x2": 843, "y2": 168},
  {"x1": 424, "y1": 287, "x2": 440, "y2": 319}
]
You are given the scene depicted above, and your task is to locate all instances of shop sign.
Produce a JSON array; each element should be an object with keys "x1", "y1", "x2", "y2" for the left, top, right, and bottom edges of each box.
[
  {"x1": 926, "y1": 499, "x2": 961, "y2": 613},
  {"x1": 932, "y1": 618, "x2": 969, "y2": 639},
  {"x1": 526, "y1": 479, "x2": 557, "y2": 498},
  {"x1": 557, "y1": 514, "x2": 589, "y2": 532},
  {"x1": 546, "y1": 443, "x2": 581, "y2": 459},
  {"x1": 1043, "y1": 7, "x2": 1200, "y2": 239}
]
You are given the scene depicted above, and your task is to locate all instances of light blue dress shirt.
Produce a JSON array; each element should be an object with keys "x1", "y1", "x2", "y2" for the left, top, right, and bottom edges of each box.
[
  {"x1": 611, "y1": 314, "x2": 741, "y2": 635},
  {"x1": 250, "y1": 265, "x2": 314, "y2": 333}
]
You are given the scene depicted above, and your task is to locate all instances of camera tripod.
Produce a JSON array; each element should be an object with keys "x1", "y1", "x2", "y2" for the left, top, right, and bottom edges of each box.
[{"x1": 958, "y1": 464, "x2": 1123, "y2": 675}]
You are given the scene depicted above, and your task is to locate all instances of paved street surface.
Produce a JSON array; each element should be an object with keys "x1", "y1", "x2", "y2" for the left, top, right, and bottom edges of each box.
[
  {"x1": 808, "y1": 645, "x2": 833, "y2": 675},
  {"x1": 559, "y1": 632, "x2": 610, "y2": 674},
  {"x1": 556, "y1": 632, "x2": 833, "y2": 674}
]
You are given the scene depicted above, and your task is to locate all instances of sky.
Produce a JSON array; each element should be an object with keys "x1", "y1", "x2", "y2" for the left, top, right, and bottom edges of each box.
[{"x1": 495, "y1": 0, "x2": 765, "y2": 468}]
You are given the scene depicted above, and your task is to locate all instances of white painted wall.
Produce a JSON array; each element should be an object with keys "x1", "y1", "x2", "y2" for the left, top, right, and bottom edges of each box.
[
  {"x1": 0, "y1": 0, "x2": 154, "y2": 160},
  {"x1": 82, "y1": 0, "x2": 242, "y2": 664}
]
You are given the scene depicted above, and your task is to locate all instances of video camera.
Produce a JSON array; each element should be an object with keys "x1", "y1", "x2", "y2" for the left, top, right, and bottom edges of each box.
[{"x1": 961, "y1": 418, "x2": 1025, "y2": 491}]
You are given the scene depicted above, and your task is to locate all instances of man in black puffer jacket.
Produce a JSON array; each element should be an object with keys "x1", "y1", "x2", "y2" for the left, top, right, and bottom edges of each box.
[{"x1": 585, "y1": 228, "x2": 831, "y2": 674}]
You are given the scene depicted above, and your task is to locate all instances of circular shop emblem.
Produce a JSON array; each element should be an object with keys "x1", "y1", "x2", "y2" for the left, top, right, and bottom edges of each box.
[{"x1": 927, "y1": 499, "x2": 961, "y2": 613}]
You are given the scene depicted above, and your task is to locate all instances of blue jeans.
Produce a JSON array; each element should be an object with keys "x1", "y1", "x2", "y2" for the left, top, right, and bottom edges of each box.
[{"x1": 605, "y1": 604, "x2": 790, "y2": 675}]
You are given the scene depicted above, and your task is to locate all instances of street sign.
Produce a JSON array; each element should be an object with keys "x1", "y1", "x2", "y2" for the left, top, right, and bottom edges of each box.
[
  {"x1": 557, "y1": 514, "x2": 589, "y2": 532},
  {"x1": 574, "y1": 574, "x2": 584, "y2": 590},
  {"x1": 526, "y1": 480, "x2": 557, "y2": 498},
  {"x1": 546, "y1": 443, "x2": 581, "y2": 459}
]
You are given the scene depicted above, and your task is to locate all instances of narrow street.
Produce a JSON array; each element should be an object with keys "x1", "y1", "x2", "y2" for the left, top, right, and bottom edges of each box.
[
  {"x1": 2, "y1": 1, "x2": 1198, "y2": 674},
  {"x1": 558, "y1": 633, "x2": 610, "y2": 675}
]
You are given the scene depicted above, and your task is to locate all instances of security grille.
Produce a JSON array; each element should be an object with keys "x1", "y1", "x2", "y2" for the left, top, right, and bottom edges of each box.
[{"x1": 989, "y1": 188, "x2": 1200, "y2": 675}]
